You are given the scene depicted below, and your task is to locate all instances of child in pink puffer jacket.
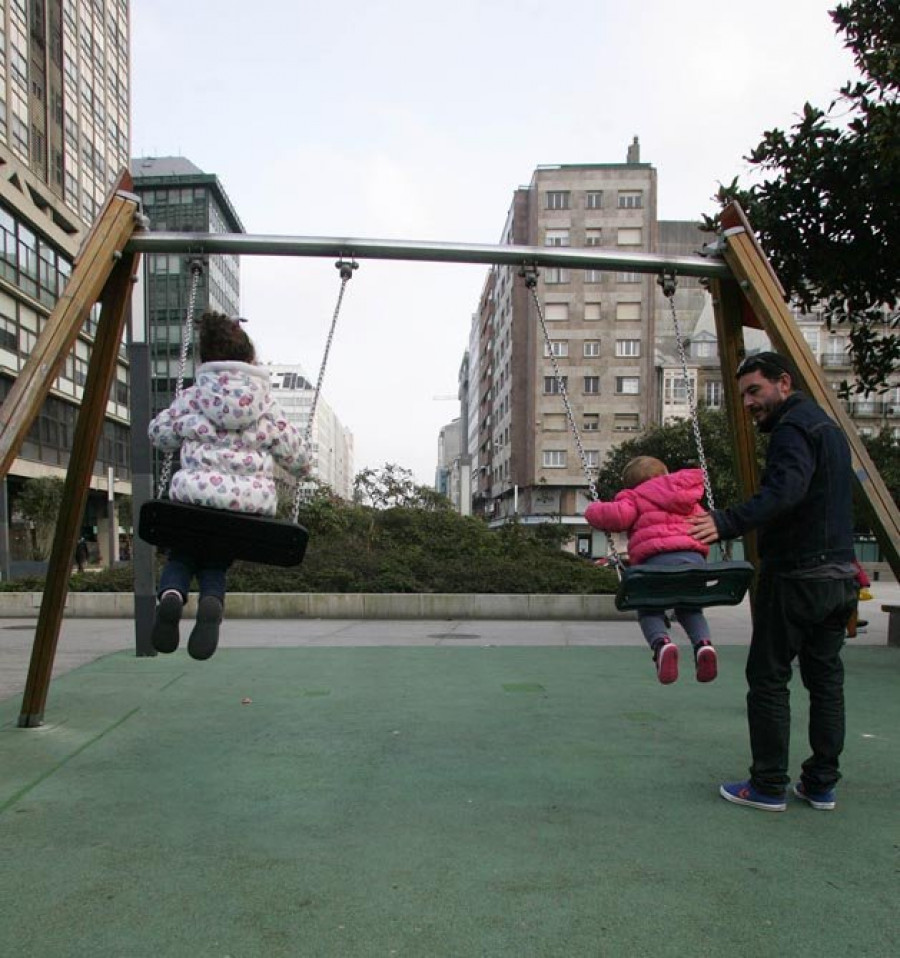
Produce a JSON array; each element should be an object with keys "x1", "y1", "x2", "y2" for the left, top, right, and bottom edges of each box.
[{"x1": 585, "y1": 456, "x2": 717, "y2": 685}]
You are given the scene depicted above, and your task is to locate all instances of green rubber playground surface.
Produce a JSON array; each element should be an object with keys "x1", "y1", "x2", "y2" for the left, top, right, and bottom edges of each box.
[{"x1": 1, "y1": 644, "x2": 898, "y2": 957}]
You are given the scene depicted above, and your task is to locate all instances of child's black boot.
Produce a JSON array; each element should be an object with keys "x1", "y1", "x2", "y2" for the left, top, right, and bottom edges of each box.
[
  {"x1": 151, "y1": 590, "x2": 184, "y2": 654},
  {"x1": 188, "y1": 595, "x2": 223, "y2": 660}
]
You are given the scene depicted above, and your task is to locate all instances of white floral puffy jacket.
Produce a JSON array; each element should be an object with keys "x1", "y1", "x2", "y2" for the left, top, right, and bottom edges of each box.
[{"x1": 148, "y1": 361, "x2": 308, "y2": 516}]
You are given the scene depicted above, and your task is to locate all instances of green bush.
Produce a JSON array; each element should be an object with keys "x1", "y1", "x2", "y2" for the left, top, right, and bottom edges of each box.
[{"x1": 0, "y1": 505, "x2": 619, "y2": 595}]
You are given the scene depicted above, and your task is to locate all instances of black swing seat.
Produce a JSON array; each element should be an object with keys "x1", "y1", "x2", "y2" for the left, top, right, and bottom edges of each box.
[
  {"x1": 139, "y1": 499, "x2": 309, "y2": 567},
  {"x1": 614, "y1": 560, "x2": 755, "y2": 612}
]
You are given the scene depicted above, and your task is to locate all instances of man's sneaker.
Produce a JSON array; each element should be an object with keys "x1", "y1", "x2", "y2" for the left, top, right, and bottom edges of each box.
[
  {"x1": 151, "y1": 591, "x2": 183, "y2": 654},
  {"x1": 793, "y1": 781, "x2": 836, "y2": 810},
  {"x1": 695, "y1": 640, "x2": 718, "y2": 683},
  {"x1": 653, "y1": 638, "x2": 678, "y2": 685},
  {"x1": 719, "y1": 780, "x2": 787, "y2": 812},
  {"x1": 188, "y1": 595, "x2": 224, "y2": 660}
]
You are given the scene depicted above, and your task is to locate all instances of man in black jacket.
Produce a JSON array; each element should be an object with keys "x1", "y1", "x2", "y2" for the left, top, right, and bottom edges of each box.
[{"x1": 690, "y1": 352, "x2": 857, "y2": 812}]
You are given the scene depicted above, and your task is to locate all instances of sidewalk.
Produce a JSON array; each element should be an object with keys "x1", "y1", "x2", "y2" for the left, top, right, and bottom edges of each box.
[
  {"x1": 2, "y1": 587, "x2": 898, "y2": 957},
  {"x1": 2, "y1": 581, "x2": 898, "y2": 704}
]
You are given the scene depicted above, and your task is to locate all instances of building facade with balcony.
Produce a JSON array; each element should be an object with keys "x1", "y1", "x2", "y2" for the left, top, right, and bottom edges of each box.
[
  {"x1": 266, "y1": 364, "x2": 354, "y2": 501},
  {"x1": 0, "y1": 0, "x2": 131, "y2": 570},
  {"x1": 466, "y1": 141, "x2": 659, "y2": 541}
]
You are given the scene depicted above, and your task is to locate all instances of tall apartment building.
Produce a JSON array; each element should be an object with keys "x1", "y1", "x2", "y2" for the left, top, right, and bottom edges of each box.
[
  {"x1": 0, "y1": 0, "x2": 131, "y2": 568},
  {"x1": 461, "y1": 145, "x2": 897, "y2": 556},
  {"x1": 130, "y1": 157, "x2": 243, "y2": 416},
  {"x1": 267, "y1": 365, "x2": 354, "y2": 501},
  {"x1": 470, "y1": 141, "x2": 658, "y2": 535}
]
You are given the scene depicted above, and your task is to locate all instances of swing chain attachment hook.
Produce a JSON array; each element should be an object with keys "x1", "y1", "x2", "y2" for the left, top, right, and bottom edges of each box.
[
  {"x1": 657, "y1": 270, "x2": 677, "y2": 300},
  {"x1": 336, "y1": 258, "x2": 358, "y2": 282},
  {"x1": 518, "y1": 264, "x2": 539, "y2": 289}
]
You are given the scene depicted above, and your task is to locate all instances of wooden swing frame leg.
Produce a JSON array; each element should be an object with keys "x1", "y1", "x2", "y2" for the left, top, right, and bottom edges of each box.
[
  {"x1": 0, "y1": 172, "x2": 143, "y2": 727},
  {"x1": 17, "y1": 251, "x2": 140, "y2": 727}
]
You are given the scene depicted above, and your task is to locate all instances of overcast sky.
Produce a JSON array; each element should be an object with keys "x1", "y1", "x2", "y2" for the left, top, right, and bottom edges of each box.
[{"x1": 130, "y1": 0, "x2": 856, "y2": 484}]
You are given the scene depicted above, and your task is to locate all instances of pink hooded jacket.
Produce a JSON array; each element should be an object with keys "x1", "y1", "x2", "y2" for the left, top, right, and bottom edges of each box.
[{"x1": 584, "y1": 468, "x2": 710, "y2": 566}]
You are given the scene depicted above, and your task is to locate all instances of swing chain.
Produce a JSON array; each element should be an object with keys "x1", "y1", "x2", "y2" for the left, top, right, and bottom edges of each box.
[
  {"x1": 521, "y1": 267, "x2": 625, "y2": 573},
  {"x1": 291, "y1": 259, "x2": 357, "y2": 521},
  {"x1": 157, "y1": 259, "x2": 204, "y2": 498},
  {"x1": 660, "y1": 271, "x2": 717, "y2": 514}
]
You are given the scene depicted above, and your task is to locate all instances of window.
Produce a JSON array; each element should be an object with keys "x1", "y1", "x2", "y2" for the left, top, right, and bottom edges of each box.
[
  {"x1": 583, "y1": 414, "x2": 600, "y2": 432},
  {"x1": 543, "y1": 449, "x2": 567, "y2": 468},
  {"x1": 692, "y1": 340, "x2": 716, "y2": 358},
  {"x1": 618, "y1": 191, "x2": 643, "y2": 209},
  {"x1": 664, "y1": 376, "x2": 690, "y2": 404},
  {"x1": 617, "y1": 227, "x2": 643, "y2": 246},
  {"x1": 705, "y1": 381, "x2": 723, "y2": 408},
  {"x1": 614, "y1": 413, "x2": 641, "y2": 432},
  {"x1": 583, "y1": 340, "x2": 601, "y2": 357},
  {"x1": 583, "y1": 376, "x2": 600, "y2": 394},
  {"x1": 545, "y1": 303, "x2": 569, "y2": 322},
  {"x1": 801, "y1": 328, "x2": 820, "y2": 355},
  {"x1": 616, "y1": 302, "x2": 641, "y2": 321},
  {"x1": 584, "y1": 229, "x2": 602, "y2": 246},
  {"x1": 584, "y1": 268, "x2": 603, "y2": 283},
  {"x1": 617, "y1": 271, "x2": 640, "y2": 283},
  {"x1": 546, "y1": 191, "x2": 570, "y2": 210},
  {"x1": 616, "y1": 376, "x2": 640, "y2": 395},
  {"x1": 585, "y1": 450, "x2": 600, "y2": 468},
  {"x1": 0, "y1": 313, "x2": 17, "y2": 351},
  {"x1": 545, "y1": 228, "x2": 570, "y2": 247},
  {"x1": 544, "y1": 376, "x2": 568, "y2": 394},
  {"x1": 615, "y1": 339, "x2": 640, "y2": 357},
  {"x1": 544, "y1": 267, "x2": 569, "y2": 284},
  {"x1": 543, "y1": 414, "x2": 566, "y2": 431},
  {"x1": 585, "y1": 191, "x2": 603, "y2": 210},
  {"x1": 544, "y1": 341, "x2": 569, "y2": 358}
]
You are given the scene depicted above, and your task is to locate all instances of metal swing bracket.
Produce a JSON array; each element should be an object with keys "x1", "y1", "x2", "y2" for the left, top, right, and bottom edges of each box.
[
  {"x1": 657, "y1": 270, "x2": 677, "y2": 299},
  {"x1": 336, "y1": 258, "x2": 358, "y2": 281},
  {"x1": 518, "y1": 265, "x2": 539, "y2": 289}
]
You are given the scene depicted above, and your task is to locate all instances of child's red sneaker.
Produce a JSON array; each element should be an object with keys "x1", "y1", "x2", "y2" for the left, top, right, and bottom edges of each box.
[
  {"x1": 695, "y1": 640, "x2": 718, "y2": 683},
  {"x1": 653, "y1": 638, "x2": 678, "y2": 684}
]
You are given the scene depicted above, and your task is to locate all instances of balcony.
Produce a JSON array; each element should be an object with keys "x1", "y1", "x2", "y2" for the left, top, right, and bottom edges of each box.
[{"x1": 821, "y1": 353, "x2": 851, "y2": 369}]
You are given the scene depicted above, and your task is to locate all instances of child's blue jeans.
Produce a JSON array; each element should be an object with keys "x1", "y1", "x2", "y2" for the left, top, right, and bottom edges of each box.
[
  {"x1": 158, "y1": 550, "x2": 231, "y2": 603},
  {"x1": 636, "y1": 550, "x2": 711, "y2": 649}
]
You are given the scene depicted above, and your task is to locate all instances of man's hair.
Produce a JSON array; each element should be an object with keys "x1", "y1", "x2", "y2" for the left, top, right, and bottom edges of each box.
[
  {"x1": 198, "y1": 311, "x2": 255, "y2": 364},
  {"x1": 622, "y1": 456, "x2": 668, "y2": 489},
  {"x1": 735, "y1": 351, "x2": 799, "y2": 387}
]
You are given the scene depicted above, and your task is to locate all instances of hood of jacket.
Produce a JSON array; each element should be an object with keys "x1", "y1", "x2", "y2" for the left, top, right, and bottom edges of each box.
[
  {"x1": 629, "y1": 468, "x2": 705, "y2": 515},
  {"x1": 191, "y1": 361, "x2": 272, "y2": 430}
]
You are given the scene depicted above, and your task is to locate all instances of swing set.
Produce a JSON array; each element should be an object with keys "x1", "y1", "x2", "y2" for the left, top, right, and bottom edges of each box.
[{"x1": 1, "y1": 169, "x2": 897, "y2": 727}]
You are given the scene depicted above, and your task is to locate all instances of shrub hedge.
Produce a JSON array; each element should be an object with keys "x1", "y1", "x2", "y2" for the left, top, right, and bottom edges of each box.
[{"x1": 0, "y1": 505, "x2": 619, "y2": 595}]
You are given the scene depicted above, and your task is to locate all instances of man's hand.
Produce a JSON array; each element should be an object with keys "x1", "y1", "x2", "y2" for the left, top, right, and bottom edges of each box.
[{"x1": 689, "y1": 512, "x2": 721, "y2": 545}]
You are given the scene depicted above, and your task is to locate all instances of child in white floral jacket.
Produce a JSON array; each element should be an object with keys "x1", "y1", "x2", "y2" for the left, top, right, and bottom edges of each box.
[{"x1": 148, "y1": 312, "x2": 308, "y2": 659}]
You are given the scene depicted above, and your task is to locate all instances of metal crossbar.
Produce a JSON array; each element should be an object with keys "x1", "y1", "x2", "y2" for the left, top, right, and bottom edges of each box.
[{"x1": 126, "y1": 232, "x2": 729, "y2": 278}]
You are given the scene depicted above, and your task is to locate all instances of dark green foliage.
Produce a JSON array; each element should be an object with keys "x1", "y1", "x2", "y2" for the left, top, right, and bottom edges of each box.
[
  {"x1": 0, "y1": 503, "x2": 619, "y2": 595},
  {"x1": 16, "y1": 476, "x2": 66, "y2": 559},
  {"x1": 855, "y1": 427, "x2": 900, "y2": 529},
  {"x1": 704, "y1": 0, "x2": 899, "y2": 396},
  {"x1": 594, "y1": 407, "x2": 766, "y2": 510}
]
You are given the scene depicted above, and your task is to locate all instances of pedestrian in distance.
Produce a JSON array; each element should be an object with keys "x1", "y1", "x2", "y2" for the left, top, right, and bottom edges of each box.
[
  {"x1": 690, "y1": 351, "x2": 857, "y2": 813},
  {"x1": 74, "y1": 537, "x2": 89, "y2": 573}
]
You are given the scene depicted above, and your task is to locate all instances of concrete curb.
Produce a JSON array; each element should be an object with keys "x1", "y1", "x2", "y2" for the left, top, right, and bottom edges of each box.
[{"x1": 0, "y1": 592, "x2": 632, "y2": 620}]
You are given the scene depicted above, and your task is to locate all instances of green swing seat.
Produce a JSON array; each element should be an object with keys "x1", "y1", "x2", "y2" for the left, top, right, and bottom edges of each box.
[{"x1": 614, "y1": 560, "x2": 755, "y2": 612}]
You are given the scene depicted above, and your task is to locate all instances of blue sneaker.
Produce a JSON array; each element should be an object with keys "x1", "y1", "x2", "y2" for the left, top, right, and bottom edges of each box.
[
  {"x1": 719, "y1": 780, "x2": 787, "y2": 812},
  {"x1": 793, "y1": 781, "x2": 836, "y2": 810}
]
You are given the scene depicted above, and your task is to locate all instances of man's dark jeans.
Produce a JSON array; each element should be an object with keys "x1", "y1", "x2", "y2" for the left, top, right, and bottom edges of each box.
[{"x1": 746, "y1": 568, "x2": 857, "y2": 795}]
